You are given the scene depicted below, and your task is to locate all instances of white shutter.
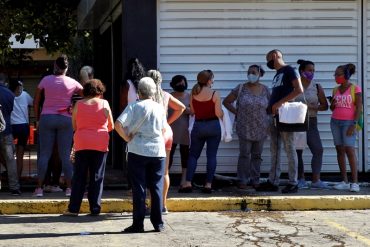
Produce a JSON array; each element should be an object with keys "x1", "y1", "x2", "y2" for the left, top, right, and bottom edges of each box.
[
  {"x1": 158, "y1": 0, "x2": 361, "y2": 174},
  {"x1": 365, "y1": 0, "x2": 370, "y2": 172}
]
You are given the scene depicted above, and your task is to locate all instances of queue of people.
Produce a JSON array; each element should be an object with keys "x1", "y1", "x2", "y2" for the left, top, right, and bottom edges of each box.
[{"x1": 0, "y1": 51, "x2": 364, "y2": 232}]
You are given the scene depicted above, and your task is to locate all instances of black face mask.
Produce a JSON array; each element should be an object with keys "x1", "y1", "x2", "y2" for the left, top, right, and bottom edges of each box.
[
  {"x1": 173, "y1": 84, "x2": 187, "y2": 92},
  {"x1": 267, "y1": 60, "x2": 275, "y2": 70}
]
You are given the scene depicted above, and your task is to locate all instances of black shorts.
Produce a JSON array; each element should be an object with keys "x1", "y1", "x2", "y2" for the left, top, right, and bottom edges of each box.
[{"x1": 12, "y1": 123, "x2": 30, "y2": 146}]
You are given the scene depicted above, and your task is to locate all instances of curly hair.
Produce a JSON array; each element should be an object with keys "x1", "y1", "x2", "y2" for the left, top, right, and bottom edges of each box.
[
  {"x1": 124, "y1": 58, "x2": 146, "y2": 90},
  {"x1": 83, "y1": 79, "x2": 106, "y2": 97}
]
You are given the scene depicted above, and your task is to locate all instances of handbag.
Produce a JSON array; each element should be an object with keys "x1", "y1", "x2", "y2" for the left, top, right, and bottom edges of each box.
[{"x1": 275, "y1": 102, "x2": 309, "y2": 132}]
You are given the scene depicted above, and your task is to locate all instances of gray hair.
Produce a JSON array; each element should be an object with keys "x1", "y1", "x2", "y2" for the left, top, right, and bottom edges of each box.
[
  {"x1": 147, "y1": 70, "x2": 164, "y2": 106},
  {"x1": 138, "y1": 77, "x2": 157, "y2": 98},
  {"x1": 79, "y1": 66, "x2": 94, "y2": 84}
]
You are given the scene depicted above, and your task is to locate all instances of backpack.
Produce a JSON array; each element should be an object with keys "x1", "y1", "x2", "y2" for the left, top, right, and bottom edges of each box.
[{"x1": 332, "y1": 84, "x2": 363, "y2": 131}]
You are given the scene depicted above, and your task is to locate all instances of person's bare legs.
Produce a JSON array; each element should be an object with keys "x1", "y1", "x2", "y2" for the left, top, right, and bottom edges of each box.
[
  {"x1": 16, "y1": 146, "x2": 25, "y2": 178},
  {"x1": 162, "y1": 150, "x2": 171, "y2": 210},
  {"x1": 345, "y1": 146, "x2": 358, "y2": 183},
  {"x1": 336, "y1": 145, "x2": 348, "y2": 182}
]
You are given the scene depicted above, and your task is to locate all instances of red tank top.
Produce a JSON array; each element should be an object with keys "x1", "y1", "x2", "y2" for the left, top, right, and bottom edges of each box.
[{"x1": 192, "y1": 91, "x2": 217, "y2": 120}]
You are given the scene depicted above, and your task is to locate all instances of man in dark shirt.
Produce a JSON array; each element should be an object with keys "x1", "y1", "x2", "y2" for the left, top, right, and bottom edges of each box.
[
  {"x1": 0, "y1": 73, "x2": 21, "y2": 195},
  {"x1": 256, "y1": 50, "x2": 303, "y2": 194}
]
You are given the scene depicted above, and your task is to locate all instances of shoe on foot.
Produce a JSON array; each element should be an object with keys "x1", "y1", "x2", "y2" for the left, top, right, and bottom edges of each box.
[
  {"x1": 11, "y1": 189, "x2": 21, "y2": 196},
  {"x1": 65, "y1": 188, "x2": 72, "y2": 197},
  {"x1": 154, "y1": 224, "x2": 165, "y2": 232},
  {"x1": 33, "y1": 187, "x2": 43, "y2": 197},
  {"x1": 333, "y1": 181, "x2": 350, "y2": 190},
  {"x1": 178, "y1": 186, "x2": 193, "y2": 193},
  {"x1": 282, "y1": 184, "x2": 298, "y2": 194},
  {"x1": 297, "y1": 179, "x2": 308, "y2": 189},
  {"x1": 255, "y1": 181, "x2": 279, "y2": 192},
  {"x1": 350, "y1": 183, "x2": 360, "y2": 192},
  {"x1": 50, "y1": 186, "x2": 63, "y2": 192},
  {"x1": 311, "y1": 180, "x2": 329, "y2": 189},
  {"x1": 43, "y1": 185, "x2": 52, "y2": 193},
  {"x1": 202, "y1": 187, "x2": 212, "y2": 194},
  {"x1": 123, "y1": 225, "x2": 144, "y2": 233},
  {"x1": 63, "y1": 210, "x2": 78, "y2": 216},
  {"x1": 162, "y1": 207, "x2": 168, "y2": 215}
]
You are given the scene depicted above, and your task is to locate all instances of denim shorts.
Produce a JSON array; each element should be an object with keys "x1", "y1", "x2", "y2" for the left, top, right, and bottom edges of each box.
[{"x1": 330, "y1": 118, "x2": 356, "y2": 147}]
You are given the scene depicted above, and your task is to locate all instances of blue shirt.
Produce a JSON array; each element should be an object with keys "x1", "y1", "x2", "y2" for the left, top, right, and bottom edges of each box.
[
  {"x1": 268, "y1": 65, "x2": 300, "y2": 114},
  {"x1": 0, "y1": 84, "x2": 15, "y2": 135},
  {"x1": 116, "y1": 99, "x2": 166, "y2": 157}
]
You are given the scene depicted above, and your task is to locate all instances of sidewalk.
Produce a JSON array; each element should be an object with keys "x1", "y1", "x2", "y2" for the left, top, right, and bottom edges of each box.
[{"x1": 1, "y1": 182, "x2": 370, "y2": 214}]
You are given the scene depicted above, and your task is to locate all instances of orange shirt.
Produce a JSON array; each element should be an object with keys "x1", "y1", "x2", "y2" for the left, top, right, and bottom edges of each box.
[{"x1": 73, "y1": 99, "x2": 112, "y2": 152}]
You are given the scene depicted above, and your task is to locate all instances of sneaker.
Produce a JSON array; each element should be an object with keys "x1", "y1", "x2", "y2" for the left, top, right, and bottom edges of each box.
[
  {"x1": 311, "y1": 180, "x2": 329, "y2": 189},
  {"x1": 282, "y1": 184, "x2": 298, "y2": 194},
  {"x1": 162, "y1": 207, "x2": 168, "y2": 215},
  {"x1": 297, "y1": 179, "x2": 309, "y2": 189},
  {"x1": 65, "y1": 188, "x2": 72, "y2": 197},
  {"x1": 154, "y1": 224, "x2": 165, "y2": 232},
  {"x1": 33, "y1": 187, "x2": 43, "y2": 197},
  {"x1": 50, "y1": 186, "x2": 63, "y2": 192},
  {"x1": 43, "y1": 185, "x2": 52, "y2": 193},
  {"x1": 11, "y1": 189, "x2": 21, "y2": 196},
  {"x1": 255, "y1": 181, "x2": 279, "y2": 192},
  {"x1": 350, "y1": 183, "x2": 360, "y2": 192},
  {"x1": 333, "y1": 181, "x2": 350, "y2": 190},
  {"x1": 123, "y1": 225, "x2": 144, "y2": 233}
]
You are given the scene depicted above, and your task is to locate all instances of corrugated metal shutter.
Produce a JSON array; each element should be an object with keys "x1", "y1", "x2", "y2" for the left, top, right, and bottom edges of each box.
[{"x1": 158, "y1": 0, "x2": 362, "y2": 174}]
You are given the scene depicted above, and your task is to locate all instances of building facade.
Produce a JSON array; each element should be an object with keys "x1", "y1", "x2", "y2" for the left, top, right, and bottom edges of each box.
[{"x1": 78, "y1": 0, "x2": 370, "y2": 174}]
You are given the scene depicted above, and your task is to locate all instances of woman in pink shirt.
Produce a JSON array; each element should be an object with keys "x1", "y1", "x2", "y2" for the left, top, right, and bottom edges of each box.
[
  {"x1": 64, "y1": 79, "x2": 114, "y2": 216},
  {"x1": 33, "y1": 55, "x2": 83, "y2": 197},
  {"x1": 330, "y1": 63, "x2": 362, "y2": 192}
]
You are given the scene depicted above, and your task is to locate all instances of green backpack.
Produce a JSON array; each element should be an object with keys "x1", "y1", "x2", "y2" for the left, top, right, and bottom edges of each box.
[{"x1": 332, "y1": 84, "x2": 363, "y2": 131}]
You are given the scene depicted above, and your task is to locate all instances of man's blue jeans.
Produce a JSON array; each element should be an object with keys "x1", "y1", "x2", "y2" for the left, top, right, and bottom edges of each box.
[
  {"x1": 127, "y1": 152, "x2": 165, "y2": 229},
  {"x1": 0, "y1": 133, "x2": 20, "y2": 190}
]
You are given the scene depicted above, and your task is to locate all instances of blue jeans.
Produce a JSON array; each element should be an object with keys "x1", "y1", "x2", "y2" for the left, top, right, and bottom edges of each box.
[
  {"x1": 187, "y1": 119, "x2": 221, "y2": 183},
  {"x1": 38, "y1": 115, "x2": 73, "y2": 181},
  {"x1": 0, "y1": 134, "x2": 19, "y2": 190},
  {"x1": 330, "y1": 118, "x2": 357, "y2": 147},
  {"x1": 128, "y1": 152, "x2": 165, "y2": 229},
  {"x1": 68, "y1": 150, "x2": 107, "y2": 214},
  {"x1": 237, "y1": 138, "x2": 265, "y2": 185}
]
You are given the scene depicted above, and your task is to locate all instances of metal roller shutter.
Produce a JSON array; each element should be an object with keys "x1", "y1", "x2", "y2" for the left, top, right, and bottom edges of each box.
[{"x1": 158, "y1": 0, "x2": 362, "y2": 174}]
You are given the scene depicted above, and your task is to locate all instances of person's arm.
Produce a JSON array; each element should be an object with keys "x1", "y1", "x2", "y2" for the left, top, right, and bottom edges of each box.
[
  {"x1": 104, "y1": 100, "x2": 114, "y2": 132},
  {"x1": 222, "y1": 92, "x2": 237, "y2": 115},
  {"x1": 114, "y1": 121, "x2": 131, "y2": 142},
  {"x1": 167, "y1": 95, "x2": 185, "y2": 125},
  {"x1": 72, "y1": 102, "x2": 78, "y2": 131},
  {"x1": 213, "y1": 91, "x2": 224, "y2": 119},
  {"x1": 33, "y1": 88, "x2": 42, "y2": 123},
  {"x1": 271, "y1": 78, "x2": 303, "y2": 115},
  {"x1": 316, "y1": 84, "x2": 329, "y2": 111}
]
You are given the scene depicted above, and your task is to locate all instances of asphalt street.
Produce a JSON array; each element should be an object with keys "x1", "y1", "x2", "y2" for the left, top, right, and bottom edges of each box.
[{"x1": 0, "y1": 211, "x2": 369, "y2": 247}]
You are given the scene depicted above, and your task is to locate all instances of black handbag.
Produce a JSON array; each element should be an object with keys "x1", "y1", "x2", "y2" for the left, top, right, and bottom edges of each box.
[{"x1": 274, "y1": 114, "x2": 309, "y2": 132}]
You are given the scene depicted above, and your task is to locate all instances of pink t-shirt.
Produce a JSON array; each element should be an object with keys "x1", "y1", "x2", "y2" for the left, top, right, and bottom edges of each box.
[
  {"x1": 332, "y1": 84, "x2": 361, "y2": 120},
  {"x1": 74, "y1": 99, "x2": 112, "y2": 152},
  {"x1": 38, "y1": 75, "x2": 83, "y2": 117}
]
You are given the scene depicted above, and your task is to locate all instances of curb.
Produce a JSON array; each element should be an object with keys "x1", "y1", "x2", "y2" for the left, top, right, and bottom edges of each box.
[{"x1": 1, "y1": 195, "x2": 370, "y2": 214}]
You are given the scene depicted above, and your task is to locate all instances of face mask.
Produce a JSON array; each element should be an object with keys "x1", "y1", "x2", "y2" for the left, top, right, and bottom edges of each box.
[
  {"x1": 335, "y1": 75, "x2": 346, "y2": 84},
  {"x1": 173, "y1": 84, "x2": 187, "y2": 92},
  {"x1": 267, "y1": 60, "x2": 275, "y2": 70},
  {"x1": 247, "y1": 74, "x2": 259, "y2": 83},
  {"x1": 302, "y1": 71, "x2": 314, "y2": 81}
]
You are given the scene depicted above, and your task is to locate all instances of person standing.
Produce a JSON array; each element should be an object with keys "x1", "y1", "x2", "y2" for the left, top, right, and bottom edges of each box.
[
  {"x1": 64, "y1": 79, "x2": 114, "y2": 216},
  {"x1": 179, "y1": 70, "x2": 223, "y2": 194},
  {"x1": 294, "y1": 59, "x2": 328, "y2": 189},
  {"x1": 330, "y1": 63, "x2": 362, "y2": 192},
  {"x1": 115, "y1": 77, "x2": 166, "y2": 233},
  {"x1": 168, "y1": 75, "x2": 191, "y2": 190},
  {"x1": 256, "y1": 49, "x2": 303, "y2": 194},
  {"x1": 33, "y1": 55, "x2": 83, "y2": 197},
  {"x1": 0, "y1": 73, "x2": 21, "y2": 195},
  {"x1": 9, "y1": 79, "x2": 33, "y2": 178},
  {"x1": 147, "y1": 70, "x2": 185, "y2": 214},
  {"x1": 223, "y1": 65, "x2": 270, "y2": 189}
]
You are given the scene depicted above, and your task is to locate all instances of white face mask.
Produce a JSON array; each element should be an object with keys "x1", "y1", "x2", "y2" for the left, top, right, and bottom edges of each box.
[{"x1": 247, "y1": 74, "x2": 259, "y2": 83}]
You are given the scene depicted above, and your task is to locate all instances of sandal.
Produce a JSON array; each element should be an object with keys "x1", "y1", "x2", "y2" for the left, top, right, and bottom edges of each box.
[{"x1": 202, "y1": 187, "x2": 212, "y2": 194}]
